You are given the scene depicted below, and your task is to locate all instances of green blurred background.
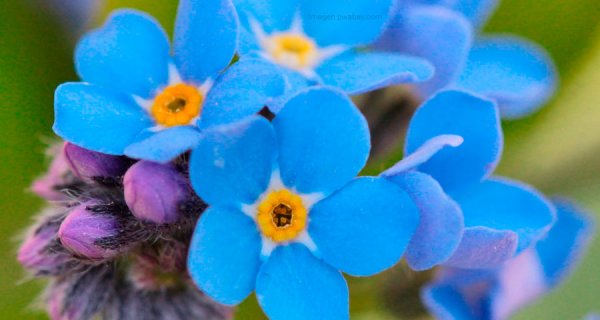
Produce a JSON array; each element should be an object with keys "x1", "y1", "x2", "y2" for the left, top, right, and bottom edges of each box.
[{"x1": 1, "y1": 0, "x2": 599, "y2": 318}]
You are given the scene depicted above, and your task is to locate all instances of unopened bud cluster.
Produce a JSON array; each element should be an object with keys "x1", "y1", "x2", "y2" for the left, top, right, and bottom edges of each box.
[{"x1": 19, "y1": 143, "x2": 231, "y2": 320}]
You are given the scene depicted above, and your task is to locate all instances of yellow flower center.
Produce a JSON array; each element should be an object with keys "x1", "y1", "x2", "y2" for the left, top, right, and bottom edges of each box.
[
  {"x1": 151, "y1": 84, "x2": 203, "y2": 127},
  {"x1": 256, "y1": 189, "x2": 307, "y2": 242},
  {"x1": 267, "y1": 33, "x2": 318, "y2": 70}
]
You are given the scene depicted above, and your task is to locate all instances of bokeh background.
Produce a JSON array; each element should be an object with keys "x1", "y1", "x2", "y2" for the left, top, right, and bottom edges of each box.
[{"x1": 1, "y1": 0, "x2": 600, "y2": 319}]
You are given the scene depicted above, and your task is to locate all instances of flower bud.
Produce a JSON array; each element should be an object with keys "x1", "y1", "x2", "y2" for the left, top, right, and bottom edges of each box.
[
  {"x1": 63, "y1": 142, "x2": 130, "y2": 181},
  {"x1": 124, "y1": 161, "x2": 189, "y2": 225},
  {"x1": 18, "y1": 224, "x2": 70, "y2": 274},
  {"x1": 31, "y1": 144, "x2": 71, "y2": 201},
  {"x1": 58, "y1": 202, "x2": 120, "y2": 260}
]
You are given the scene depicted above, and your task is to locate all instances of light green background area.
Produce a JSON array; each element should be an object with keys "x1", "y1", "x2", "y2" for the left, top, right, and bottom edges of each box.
[{"x1": 1, "y1": 0, "x2": 599, "y2": 318}]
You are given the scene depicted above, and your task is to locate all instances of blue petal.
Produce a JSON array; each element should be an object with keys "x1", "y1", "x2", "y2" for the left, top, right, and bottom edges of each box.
[
  {"x1": 300, "y1": 0, "x2": 395, "y2": 47},
  {"x1": 375, "y1": 6, "x2": 473, "y2": 97},
  {"x1": 385, "y1": 172, "x2": 464, "y2": 271},
  {"x1": 405, "y1": 90, "x2": 502, "y2": 193},
  {"x1": 256, "y1": 244, "x2": 349, "y2": 320},
  {"x1": 411, "y1": 0, "x2": 499, "y2": 28},
  {"x1": 189, "y1": 117, "x2": 276, "y2": 207},
  {"x1": 316, "y1": 51, "x2": 434, "y2": 95},
  {"x1": 199, "y1": 58, "x2": 286, "y2": 129},
  {"x1": 268, "y1": 67, "x2": 313, "y2": 113},
  {"x1": 53, "y1": 83, "x2": 152, "y2": 155},
  {"x1": 273, "y1": 87, "x2": 370, "y2": 195},
  {"x1": 447, "y1": 0, "x2": 499, "y2": 28},
  {"x1": 424, "y1": 199, "x2": 595, "y2": 319},
  {"x1": 536, "y1": 198, "x2": 595, "y2": 286},
  {"x1": 188, "y1": 206, "x2": 262, "y2": 305},
  {"x1": 124, "y1": 126, "x2": 202, "y2": 163},
  {"x1": 382, "y1": 135, "x2": 463, "y2": 176},
  {"x1": 309, "y1": 177, "x2": 419, "y2": 276},
  {"x1": 423, "y1": 268, "x2": 496, "y2": 320},
  {"x1": 75, "y1": 10, "x2": 169, "y2": 99},
  {"x1": 424, "y1": 253, "x2": 545, "y2": 320},
  {"x1": 233, "y1": 0, "x2": 299, "y2": 33},
  {"x1": 174, "y1": 0, "x2": 238, "y2": 83},
  {"x1": 455, "y1": 177, "x2": 556, "y2": 253},
  {"x1": 456, "y1": 35, "x2": 558, "y2": 119},
  {"x1": 238, "y1": 25, "x2": 261, "y2": 55},
  {"x1": 489, "y1": 199, "x2": 593, "y2": 319},
  {"x1": 422, "y1": 283, "x2": 477, "y2": 320},
  {"x1": 449, "y1": 178, "x2": 555, "y2": 267},
  {"x1": 444, "y1": 227, "x2": 518, "y2": 269}
]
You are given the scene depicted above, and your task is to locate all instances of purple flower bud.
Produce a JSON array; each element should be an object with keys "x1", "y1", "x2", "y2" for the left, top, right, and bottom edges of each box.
[
  {"x1": 64, "y1": 142, "x2": 131, "y2": 181},
  {"x1": 18, "y1": 224, "x2": 70, "y2": 273},
  {"x1": 124, "y1": 161, "x2": 190, "y2": 225},
  {"x1": 31, "y1": 144, "x2": 71, "y2": 201},
  {"x1": 58, "y1": 202, "x2": 120, "y2": 260}
]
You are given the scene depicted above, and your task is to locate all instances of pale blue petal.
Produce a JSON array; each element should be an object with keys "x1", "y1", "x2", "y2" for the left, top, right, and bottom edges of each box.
[
  {"x1": 199, "y1": 58, "x2": 285, "y2": 129},
  {"x1": 444, "y1": 227, "x2": 518, "y2": 269},
  {"x1": 316, "y1": 51, "x2": 434, "y2": 95},
  {"x1": 376, "y1": 5, "x2": 473, "y2": 97},
  {"x1": 273, "y1": 87, "x2": 369, "y2": 195},
  {"x1": 386, "y1": 172, "x2": 464, "y2": 271},
  {"x1": 300, "y1": 0, "x2": 395, "y2": 47},
  {"x1": 188, "y1": 206, "x2": 262, "y2": 305},
  {"x1": 174, "y1": 0, "x2": 238, "y2": 83},
  {"x1": 256, "y1": 244, "x2": 349, "y2": 320},
  {"x1": 454, "y1": 177, "x2": 556, "y2": 253},
  {"x1": 75, "y1": 10, "x2": 169, "y2": 99},
  {"x1": 189, "y1": 117, "x2": 276, "y2": 207},
  {"x1": 405, "y1": 90, "x2": 502, "y2": 193},
  {"x1": 444, "y1": 177, "x2": 555, "y2": 269},
  {"x1": 53, "y1": 83, "x2": 152, "y2": 155},
  {"x1": 456, "y1": 35, "x2": 558, "y2": 119},
  {"x1": 310, "y1": 177, "x2": 419, "y2": 276},
  {"x1": 124, "y1": 126, "x2": 202, "y2": 163},
  {"x1": 382, "y1": 135, "x2": 463, "y2": 176}
]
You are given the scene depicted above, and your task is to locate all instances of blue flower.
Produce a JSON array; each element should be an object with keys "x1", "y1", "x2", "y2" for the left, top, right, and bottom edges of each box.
[
  {"x1": 186, "y1": 87, "x2": 420, "y2": 319},
  {"x1": 382, "y1": 90, "x2": 556, "y2": 270},
  {"x1": 422, "y1": 198, "x2": 595, "y2": 320},
  {"x1": 376, "y1": 0, "x2": 557, "y2": 118},
  {"x1": 231, "y1": 0, "x2": 434, "y2": 104},
  {"x1": 54, "y1": 1, "x2": 285, "y2": 163}
]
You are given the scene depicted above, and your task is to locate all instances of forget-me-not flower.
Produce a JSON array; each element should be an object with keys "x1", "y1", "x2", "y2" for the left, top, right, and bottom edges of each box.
[
  {"x1": 54, "y1": 0, "x2": 285, "y2": 163},
  {"x1": 232, "y1": 0, "x2": 434, "y2": 104},
  {"x1": 382, "y1": 90, "x2": 556, "y2": 270},
  {"x1": 422, "y1": 199, "x2": 595, "y2": 320},
  {"x1": 186, "y1": 87, "x2": 420, "y2": 319},
  {"x1": 376, "y1": 0, "x2": 557, "y2": 118}
]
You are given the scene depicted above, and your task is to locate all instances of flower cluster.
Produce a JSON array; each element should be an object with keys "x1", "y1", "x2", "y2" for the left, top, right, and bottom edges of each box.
[{"x1": 18, "y1": 0, "x2": 594, "y2": 319}]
